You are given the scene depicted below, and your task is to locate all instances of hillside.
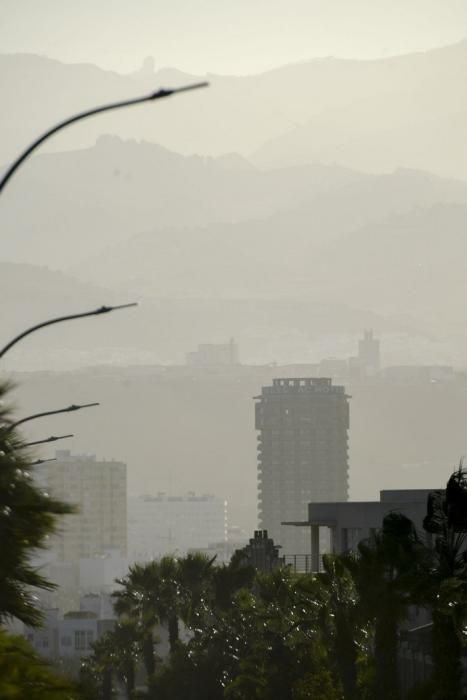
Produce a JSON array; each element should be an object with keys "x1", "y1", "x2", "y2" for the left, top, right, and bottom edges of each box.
[
  {"x1": 3, "y1": 42, "x2": 467, "y2": 177},
  {"x1": 0, "y1": 137, "x2": 364, "y2": 267},
  {"x1": 9, "y1": 139, "x2": 464, "y2": 271},
  {"x1": 68, "y1": 175, "x2": 467, "y2": 310}
]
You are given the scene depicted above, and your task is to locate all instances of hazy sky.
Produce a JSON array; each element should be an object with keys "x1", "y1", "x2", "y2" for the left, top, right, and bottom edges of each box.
[{"x1": 2, "y1": 0, "x2": 467, "y2": 75}]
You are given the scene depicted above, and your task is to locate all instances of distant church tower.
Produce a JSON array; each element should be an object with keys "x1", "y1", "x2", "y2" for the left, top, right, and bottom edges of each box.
[{"x1": 358, "y1": 329, "x2": 380, "y2": 373}]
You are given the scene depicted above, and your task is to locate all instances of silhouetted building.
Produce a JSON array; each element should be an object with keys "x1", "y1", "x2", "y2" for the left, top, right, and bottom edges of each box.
[
  {"x1": 255, "y1": 377, "x2": 349, "y2": 556},
  {"x1": 358, "y1": 328, "x2": 380, "y2": 373},
  {"x1": 284, "y1": 488, "x2": 436, "y2": 571},
  {"x1": 186, "y1": 338, "x2": 239, "y2": 366},
  {"x1": 235, "y1": 530, "x2": 282, "y2": 572}
]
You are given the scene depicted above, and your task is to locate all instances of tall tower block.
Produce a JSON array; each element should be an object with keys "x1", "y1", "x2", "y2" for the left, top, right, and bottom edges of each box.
[{"x1": 255, "y1": 378, "x2": 349, "y2": 555}]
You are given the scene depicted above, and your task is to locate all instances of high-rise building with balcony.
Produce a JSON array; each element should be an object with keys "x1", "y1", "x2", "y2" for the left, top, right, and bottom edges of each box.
[{"x1": 254, "y1": 378, "x2": 349, "y2": 556}]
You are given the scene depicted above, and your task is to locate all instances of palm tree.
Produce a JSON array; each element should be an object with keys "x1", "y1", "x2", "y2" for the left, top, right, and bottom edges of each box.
[
  {"x1": 211, "y1": 555, "x2": 255, "y2": 612},
  {"x1": 81, "y1": 632, "x2": 114, "y2": 700},
  {"x1": 156, "y1": 555, "x2": 182, "y2": 652},
  {"x1": 111, "y1": 620, "x2": 140, "y2": 698},
  {"x1": 0, "y1": 381, "x2": 74, "y2": 626},
  {"x1": 0, "y1": 629, "x2": 79, "y2": 699},
  {"x1": 422, "y1": 465, "x2": 467, "y2": 700},
  {"x1": 348, "y1": 512, "x2": 426, "y2": 700},
  {"x1": 177, "y1": 552, "x2": 216, "y2": 630},
  {"x1": 113, "y1": 561, "x2": 162, "y2": 678},
  {"x1": 319, "y1": 553, "x2": 361, "y2": 699}
]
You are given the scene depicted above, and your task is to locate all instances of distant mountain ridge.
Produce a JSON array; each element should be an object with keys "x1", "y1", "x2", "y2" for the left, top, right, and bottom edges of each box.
[
  {"x1": 68, "y1": 201, "x2": 467, "y2": 335},
  {"x1": 0, "y1": 135, "x2": 363, "y2": 266},
  {"x1": 2, "y1": 134, "x2": 467, "y2": 269},
  {"x1": 2, "y1": 42, "x2": 467, "y2": 177}
]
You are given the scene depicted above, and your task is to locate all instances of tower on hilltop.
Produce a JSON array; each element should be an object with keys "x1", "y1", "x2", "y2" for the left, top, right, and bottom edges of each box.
[{"x1": 358, "y1": 329, "x2": 380, "y2": 373}]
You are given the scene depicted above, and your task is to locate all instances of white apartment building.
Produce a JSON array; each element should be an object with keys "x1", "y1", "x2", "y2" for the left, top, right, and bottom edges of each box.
[
  {"x1": 37, "y1": 450, "x2": 127, "y2": 561},
  {"x1": 34, "y1": 450, "x2": 127, "y2": 609},
  {"x1": 128, "y1": 492, "x2": 228, "y2": 563},
  {"x1": 24, "y1": 594, "x2": 116, "y2": 664}
]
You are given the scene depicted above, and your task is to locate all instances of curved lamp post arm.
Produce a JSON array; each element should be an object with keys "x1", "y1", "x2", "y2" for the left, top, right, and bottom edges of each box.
[
  {"x1": 0, "y1": 303, "x2": 137, "y2": 360},
  {"x1": 0, "y1": 81, "x2": 208, "y2": 196},
  {"x1": 24, "y1": 434, "x2": 74, "y2": 447},
  {"x1": 6, "y1": 402, "x2": 99, "y2": 433}
]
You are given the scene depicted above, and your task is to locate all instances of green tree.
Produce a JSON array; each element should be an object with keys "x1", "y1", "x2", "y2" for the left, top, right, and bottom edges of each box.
[
  {"x1": 0, "y1": 381, "x2": 74, "y2": 626},
  {"x1": 349, "y1": 512, "x2": 426, "y2": 700},
  {"x1": 319, "y1": 552, "x2": 362, "y2": 699},
  {"x1": 0, "y1": 628, "x2": 79, "y2": 699},
  {"x1": 80, "y1": 632, "x2": 114, "y2": 700},
  {"x1": 113, "y1": 561, "x2": 162, "y2": 679},
  {"x1": 423, "y1": 466, "x2": 467, "y2": 700},
  {"x1": 177, "y1": 552, "x2": 217, "y2": 630}
]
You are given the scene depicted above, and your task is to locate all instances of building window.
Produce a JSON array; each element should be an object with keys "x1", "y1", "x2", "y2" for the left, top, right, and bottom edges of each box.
[
  {"x1": 86, "y1": 631, "x2": 94, "y2": 649},
  {"x1": 74, "y1": 630, "x2": 86, "y2": 651}
]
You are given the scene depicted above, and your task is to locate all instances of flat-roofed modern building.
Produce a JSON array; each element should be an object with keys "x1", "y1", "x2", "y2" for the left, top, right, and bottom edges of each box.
[
  {"x1": 284, "y1": 489, "x2": 436, "y2": 571},
  {"x1": 255, "y1": 377, "x2": 349, "y2": 556},
  {"x1": 37, "y1": 450, "x2": 127, "y2": 562},
  {"x1": 186, "y1": 338, "x2": 239, "y2": 367},
  {"x1": 128, "y1": 492, "x2": 228, "y2": 563}
]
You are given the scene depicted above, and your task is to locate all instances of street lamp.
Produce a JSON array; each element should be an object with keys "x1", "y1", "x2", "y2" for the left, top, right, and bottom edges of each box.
[
  {"x1": 30, "y1": 457, "x2": 57, "y2": 466},
  {"x1": 0, "y1": 303, "x2": 137, "y2": 359},
  {"x1": 24, "y1": 434, "x2": 74, "y2": 447},
  {"x1": 0, "y1": 81, "x2": 209, "y2": 197},
  {"x1": 5, "y1": 402, "x2": 99, "y2": 434}
]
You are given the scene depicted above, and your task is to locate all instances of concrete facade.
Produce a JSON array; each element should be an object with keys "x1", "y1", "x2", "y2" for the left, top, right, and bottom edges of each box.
[
  {"x1": 186, "y1": 338, "x2": 239, "y2": 366},
  {"x1": 24, "y1": 594, "x2": 116, "y2": 663},
  {"x1": 34, "y1": 450, "x2": 127, "y2": 610},
  {"x1": 255, "y1": 377, "x2": 349, "y2": 556},
  {"x1": 36, "y1": 450, "x2": 127, "y2": 562},
  {"x1": 284, "y1": 489, "x2": 437, "y2": 570},
  {"x1": 128, "y1": 492, "x2": 228, "y2": 563}
]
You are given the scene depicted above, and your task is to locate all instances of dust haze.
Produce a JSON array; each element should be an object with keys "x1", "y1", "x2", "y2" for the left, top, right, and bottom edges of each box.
[{"x1": 1, "y1": 3, "x2": 467, "y2": 534}]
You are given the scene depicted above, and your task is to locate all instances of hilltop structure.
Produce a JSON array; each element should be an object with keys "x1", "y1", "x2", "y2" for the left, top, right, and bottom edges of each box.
[{"x1": 186, "y1": 338, "x2": 239, "y2": 367}]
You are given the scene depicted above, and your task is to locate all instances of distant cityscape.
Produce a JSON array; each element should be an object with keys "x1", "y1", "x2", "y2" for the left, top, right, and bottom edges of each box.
[{"x1": 15, "y1": 328, "x2": 459, "y2": 684}]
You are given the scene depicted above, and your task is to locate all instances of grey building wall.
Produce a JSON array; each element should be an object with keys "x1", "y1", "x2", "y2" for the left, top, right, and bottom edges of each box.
[
  {"x1": 284, "y1": 489, "x2": 438, "y2": 569},
  {"x1": 255, "y1": 377, "x2": 349, "y2": 556}
]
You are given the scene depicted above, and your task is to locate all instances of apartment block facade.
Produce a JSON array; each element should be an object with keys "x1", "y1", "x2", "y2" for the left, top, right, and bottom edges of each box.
[
  {"x1": 36, "y1": 450, "x2": 127, "y2": 562},
  {"x1": 255, "y1": 377, "x2": 349, "y2": 556}
]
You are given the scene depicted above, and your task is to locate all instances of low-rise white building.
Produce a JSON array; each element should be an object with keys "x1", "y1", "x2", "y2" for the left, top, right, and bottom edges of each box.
[
  {"x1": 128, "y1": 492, "x2": 228, "y2": 563},
  {"x1": 24, "y1": 593, "x2": 116, "y2": 663}
]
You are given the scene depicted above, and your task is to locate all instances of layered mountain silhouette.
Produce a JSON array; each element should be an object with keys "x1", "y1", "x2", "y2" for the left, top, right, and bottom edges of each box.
[
  {"x1": 3, "y1": 42, "x2": 467, "y2": 177},
  {"x1": 0, "y1": 136, "x2": 364, "y2": 267},
  {"x1": 3, "y1": 47, "x2": 467, "y2": 367},
  {"x1": 2, "y1": 135, "x2": 467, "y2": 270}
]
